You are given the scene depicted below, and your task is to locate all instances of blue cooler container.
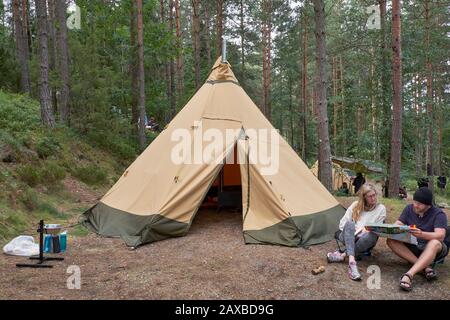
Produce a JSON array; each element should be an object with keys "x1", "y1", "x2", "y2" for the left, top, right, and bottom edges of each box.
[
  {"x1": 44, "y1": 234, "x2": 52, "y2": 253},
  {"x1": 59, "y1": 231, "x2": 67, "y2": 252}
]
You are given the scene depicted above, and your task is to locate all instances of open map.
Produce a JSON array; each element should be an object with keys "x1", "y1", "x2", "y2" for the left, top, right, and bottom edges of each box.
[{"x1": 365, "y1": 223, "x2": 418, "y2": 245}]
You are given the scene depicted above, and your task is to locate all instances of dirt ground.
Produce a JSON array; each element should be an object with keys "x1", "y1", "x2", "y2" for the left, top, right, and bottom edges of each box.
[{"x1": 1, "y1": 197, "x2": 449, "y2": 300}]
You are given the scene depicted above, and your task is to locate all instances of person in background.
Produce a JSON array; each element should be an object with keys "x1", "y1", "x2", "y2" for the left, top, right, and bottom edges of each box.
[
  {"x1": 417, "y1": 177, "x2": 429, "y2": 189},
  {"x1": 437, "y1": 175, "x2": 447, "y2": 195},
  {"x1": 399, "y1": 186, "x2": 408, "y2": 199},
  {"x1": 338, "y1": 182, "x2": 350, "y2": 196},
  {"x1": 352, "y1": 172, "x2": 366, "y2": 194},
  {"x1": 383, "y1": 179, "x2": 407, "y2": 199},
  {"x1": 326, "y1": 183, "x2": 386, "y2": 281},
  {"x1": 387, "y1": 187, "x2": 449, "y2": 291},
  {"x1": 382, "y1": 178, "x2": 389, "y2": 198}
]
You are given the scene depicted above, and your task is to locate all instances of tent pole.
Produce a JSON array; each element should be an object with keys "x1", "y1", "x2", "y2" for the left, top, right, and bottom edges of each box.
[{"x1": 222, "y1": 39, "x2": 227, "y2": 63}]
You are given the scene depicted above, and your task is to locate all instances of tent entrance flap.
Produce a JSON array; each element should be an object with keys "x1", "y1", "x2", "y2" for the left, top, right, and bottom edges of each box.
[{"x1": 202, "y1": 143, "x2": 243, "y2": 211}]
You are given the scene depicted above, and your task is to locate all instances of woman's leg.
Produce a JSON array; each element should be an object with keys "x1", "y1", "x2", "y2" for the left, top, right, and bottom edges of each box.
[
  {"x1": 341, "y1": 221, "x2": 361, "y2": 280},
  {"x1": 341, "y1": 221, "x2": 356, "y2": 260},
  {"x1": 355, "y1": 232, "x2": 378, "y2": 256}
]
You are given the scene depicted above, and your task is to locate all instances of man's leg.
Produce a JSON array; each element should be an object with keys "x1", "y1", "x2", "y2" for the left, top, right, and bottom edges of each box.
[
  {"x1": 406, "y1": 240, "x2": 443, "y2": 277},
  {"x1": 388, "y1": 239, "x2": 443, "y2": 288},
  {"x1": 386, "y1": 238, "x2": 418, "y2": 264}
]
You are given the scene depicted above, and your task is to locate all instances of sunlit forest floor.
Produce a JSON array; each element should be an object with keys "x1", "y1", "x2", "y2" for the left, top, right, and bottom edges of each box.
[{"x1": 1, "y1": 195, "x2": 449, "y2": 300}]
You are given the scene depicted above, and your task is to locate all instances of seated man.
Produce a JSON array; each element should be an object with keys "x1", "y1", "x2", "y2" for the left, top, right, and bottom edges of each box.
[
  {"x1": 148, "y1": 117, "x2": 160, "y2": 132},
  {"x1": 387, "y1": 187, "x2": 448, "y2": 291},
  {"x1": 398, "y1": 186, "x2": 408, "y2": 199},
  {"x1": 338, "y1": 182, "x2": 350, "y2": 195}
]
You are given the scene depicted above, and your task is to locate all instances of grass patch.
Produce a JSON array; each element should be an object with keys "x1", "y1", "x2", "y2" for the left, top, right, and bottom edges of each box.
[
  {"x1": 70, "y1": 224, "x2": 90, "y2": 237},
  {"x1": 18, "y1": 188, "x2": 40, "y2": 211},
  {"x1": 36, "y1": 136, "x2": 62, "y2": 159},
  {"x1": 71, "y1": 164, "x2": 108, "y2": 186},
  {"x1": 0, "y1": 206, "x2": 31, "y2": 242},
  {"x1": 16, "y1": 161, "x2": 66, "y2": 187},
  {"x1": 37, "y1": 202, "x2": 66, "y2": 219}
]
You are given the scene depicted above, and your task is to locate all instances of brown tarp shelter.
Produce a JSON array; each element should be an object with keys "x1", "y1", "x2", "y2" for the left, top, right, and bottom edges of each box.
[
  {"x1": 83, "y1": 58, "x2": 345, "y2": 247},
  {"x1": 331, "y1": 156, "x2": 383, "y2": 174}
]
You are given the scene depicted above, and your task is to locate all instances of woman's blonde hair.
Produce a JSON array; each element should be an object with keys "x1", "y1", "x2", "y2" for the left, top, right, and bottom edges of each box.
[{"x1": 352, "y1": 183, "x2": 378, "y2": 222}]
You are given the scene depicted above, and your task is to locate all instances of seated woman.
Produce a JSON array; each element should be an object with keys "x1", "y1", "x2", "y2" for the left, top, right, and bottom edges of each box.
[{"x1": 326, "y1": 183, "x2": 386, "y2": 281}]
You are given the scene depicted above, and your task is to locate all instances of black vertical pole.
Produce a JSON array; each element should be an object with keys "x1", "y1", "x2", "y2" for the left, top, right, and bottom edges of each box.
[{"x1": 38, "y1": 219, "x2": 44, "y2": 262}]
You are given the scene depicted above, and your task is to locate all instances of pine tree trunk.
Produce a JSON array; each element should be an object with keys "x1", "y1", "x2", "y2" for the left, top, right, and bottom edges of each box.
[
  {"x1": 388, "y1": 0, "x2": 403, "y2": 198},
  {"x1": 339, "y1": 56, "x2": 345, "y2": 157},
  {"x1": 356, "y1": 78, "x2": 363, "y2": 137},
  {"x1": 313, "y1": 0, "x2": 332, "y2": 191},
  {"x1": 379, "y1": 0, "x2": 391, "y2": 179},
  {"x1": 215, "y1": 0, "x2": 223, "y2": 57},
  {"x1": 130, "y1": 0, "x2": 139, "y2": 131},
  {"x1": 203, "y1": 0, "x2": 211, "y2": 68},
  {"x1": 22, "y1": 0, "x2": 32, "y2": 55},
  {"x1": 261, "y1": 0, "x2": 272, "y2": 121},
  {"x1": 332, "y1": 57, "x2": 337, "y2": 156},
  {"x1": 414, "y1": 74, "x2": 422, "y2": 177},
  {"x1": 160, "y1": 0, "x2": 171, "y2": 121},
  {"x1": 192, "y1": 0, "x2": 201, "y2": 90},
  {"x1": 370, "y1": 45, "x2": 378, "y2": 160},
  {"x1": 137, "y1": 0, "x2": 147, "y2": 150},
  {"x1": 175, "y1": 0, "x2": 184, "y2": 99},
  {"x1": 425, "y1": 0, "x2": 434, "y2": 191},
  {"x1": 240, "y1": 0, "x2": 245, "y2": 81},
  {"x1": 437, "y1": 87, "x2": 443, "y2": 176},
  {"x1": 301, "y1": 13, "x2": 308, "y2": 160},
  {"x1": 47, "y1": 0, "x2": 58, "y2": 115},
  {"x1": 13, "y1": 0, "x2": 30, "y2": 93},
  {"x1": 289, "y1": 76, "x2": 294, "y2": 148},
  {"x1": 168, "y1": 0, "x2": 176, "y2": 118},
  {"x1": 160, "y1": 0, "x2": 164, "y2": 23},
  {"x1": 35, "y1": 0, "x2": 55, "y2": 127},
  {"x1": 47, "y1": 1, "x2": 56, "y2": 67},
  {"x1": 56, "y1": 0, "x2": 70, "y2": 123}
]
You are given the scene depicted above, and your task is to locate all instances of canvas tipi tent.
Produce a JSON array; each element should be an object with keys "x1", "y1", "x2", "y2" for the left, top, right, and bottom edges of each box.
[
  {"x1": 311, "y1": 160, "x2": 352, "y2": 193},
  {"x1": 83, "y1": 58, "x2": 345, "y2": 247}
]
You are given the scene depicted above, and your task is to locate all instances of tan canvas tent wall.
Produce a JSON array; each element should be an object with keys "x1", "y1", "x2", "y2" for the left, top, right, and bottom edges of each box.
[{"x1": 83, "y1": 58, "x2": 345, "y2": 247}]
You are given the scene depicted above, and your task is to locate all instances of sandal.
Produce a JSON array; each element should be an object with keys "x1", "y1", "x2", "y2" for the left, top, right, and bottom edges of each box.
[
  {"x1": 424, "y1": 267, "x2": 437, "y2": 281},
  {"x1": 400, "y1": 273, "x2": 413, "y2": 291}
]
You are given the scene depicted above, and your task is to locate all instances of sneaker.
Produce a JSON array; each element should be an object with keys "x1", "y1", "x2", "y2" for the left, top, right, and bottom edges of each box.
[
  {"x1": 326, "y1": 250, "x2": 345, "y2": 263},
  {"x1": 348, "y1": 262, "x2": 361, "y2": 281}
]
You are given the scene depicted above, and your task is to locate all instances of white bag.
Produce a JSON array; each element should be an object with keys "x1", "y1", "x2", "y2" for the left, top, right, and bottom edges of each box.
[{"x1": 3, "y1": 235, "x2": 39, "y2": 257}]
